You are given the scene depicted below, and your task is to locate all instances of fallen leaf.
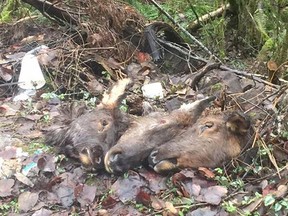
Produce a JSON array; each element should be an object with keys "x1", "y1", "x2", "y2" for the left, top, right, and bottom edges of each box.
[
  {"x1": 135, "y1": 189, "x2": 151, "y2": 207},
  {"x1": 196, "y1": 185, "x2": 228, "y2": 205},
  {"x1": 74, "y1": 184, "x2": 84, "y2": 199},
  {"x1": 151, "y1": 196, "x2": 165, "y2": 210},
  {"x1": 172, "y1": 172, "x2": 188, "y2": 186},
  {"x1": 18, "y1": 191, "x2": 39, "y2": 212},
  {"x1": 101, "y1": 196, "x2": 118, "y2": 209},
  {"x1": 55, "y1": 185, "x2": 74, "y2": 208},
  {"x1": 43, "y1": 191, "x2": 60, "y2": 205},
  {"x1": 139, "y1": 169, "x2": 167, "y2": 193},
  {"x1": 187, "y1": 206, "x2": 224, "y2": 216},
  {"x1": 0, "y1": 65, "x2": 13, "y2": 81},
  {"x1": 137, "y1": 52, "x2": 151, "y2": 63},
  {"x1": 37, "y1": 47, "x2": 57, "y2": 66},
  {"x1": 0, "y1": 147, "x2": 18, "y2": 159},
  {"x1": 111, "y1": 171, "x2": 146, "y2": 203},
  {"x1": 21, "y1": 34, "x2": 44, "y2": 43},
  {"x1": 37, "y1": 154, "x2": 56, "y2": 172},
  {"x1": 273, "y1": 185, "x2": 287, "y2": 198},
  {"x1": 32, "y1": 208, "x2": 52, "y2": 216},
  {"x1": 25, "y1": 130, "x2": 43, "y2": 139},
  {"x1": 198, "y1": 167, "x2": 215, "y2": 179},
  {"x1": 262, "y1": 184, "x2": 276, "y2": 196},
  {"x1": 76, "y1": 184, "x2": 97, "y2": 207},
  {"x1": 15, "y1": 172, "x2": 34, "y2": 187},
  {"x1": 4, "y1": 52, "x2": 25, "y2": 61},
  {"x1": 107, "y1": 203, "x2": 143, "y2": 216},
  {"x1": 0, "y1": 104, "x2": 18, "y2": 116},
  {"x1": 0, "y1": 159, "x2": 22, "y2": 178},
  {"x1": 25, "y1": 114, "x2": 43, "y2": 121},
  {"x1": 0, "y1": 179, "x2": 14, "y2": 197},
  {"x1": 165, "y1": 201, "x2": 178, "y2": 215},
  {"x1": 181, "y1": 181, "x2": 201, "y2": 198},
  {"x1": 87, "y1": 78, "x2": 105, "y2": 96}
]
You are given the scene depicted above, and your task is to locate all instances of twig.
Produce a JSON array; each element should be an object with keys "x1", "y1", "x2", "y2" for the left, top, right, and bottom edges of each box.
[
  {"x1": 21, "y1": 0, "x2": 78, "y2": 26},
  {"x1": 148, "y1": 0, "x2": 221, "y2": 63},
  {"x1": 244, "y1": 85, "x2": 288, "y2": 114},
  {"x1": 220, "y1": 65, "x2": 280, "y2": 88},
  {"x1": 188, "y1": 4, "x2": 231, "y2": 31},
  {"x1": 188, "y1": 62, "x2": 221, "y2": 90},
  {"x1": 157, "y1": 39, "x2": 282, "y2": 88}
]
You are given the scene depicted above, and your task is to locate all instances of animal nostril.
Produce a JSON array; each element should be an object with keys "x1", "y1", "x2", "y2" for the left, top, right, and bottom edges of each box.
[
  {"x1": 110, "y1": 152, "x2": 121, "y2": 162},
  {"x1": 150, "y1": 150, "x2": 158, "y2": 158},
  {"x1": 94, "y1": 157, "x2": 101, "y2": 164},
  {"x1": 149, "y1": 150, "x2": 159, "y2": 164},
  {"x1": 104, "y1": 149, "x2": 124, "y2": 174}
]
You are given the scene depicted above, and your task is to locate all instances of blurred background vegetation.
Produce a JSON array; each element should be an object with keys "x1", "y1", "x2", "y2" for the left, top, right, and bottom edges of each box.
[
  {"x1": 1, "y1": 0, "x2": 288, "y2": 79},
  {"x1": 125, "y1": 0, "x2": 288, "y2": 79}
]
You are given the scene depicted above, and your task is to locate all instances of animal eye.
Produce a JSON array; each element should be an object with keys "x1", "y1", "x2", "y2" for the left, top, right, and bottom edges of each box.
[
  {"x1": 102, "y1": 119, "x2": 108, "y2": 126},
  {"x1": 199, "y1": 122, "x2": 214, "y2": 133},
  {"x1": 205, "y1": 122, "x2": 214, "y2": 128}
]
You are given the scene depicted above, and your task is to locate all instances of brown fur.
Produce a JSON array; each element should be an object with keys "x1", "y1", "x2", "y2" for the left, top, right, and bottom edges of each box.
[{"x1": 104, "y1": 96, "x2": 216, "y2": 174}]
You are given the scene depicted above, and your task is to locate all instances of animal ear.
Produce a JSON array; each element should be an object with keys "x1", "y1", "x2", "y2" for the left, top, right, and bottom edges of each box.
[
  {"x1": 99, "y1": 78, "x2": 132, "y2": 110},
  {"x1": 97, "y1": 119, "x2": 111, "y2": 132},
  {"x1": 226, "y1": 111, "x2": 251, "y2": 135}
]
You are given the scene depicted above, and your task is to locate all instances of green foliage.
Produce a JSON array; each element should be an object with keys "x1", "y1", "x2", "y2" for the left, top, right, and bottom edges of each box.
[
  {"x1": 41, "y1": 91, "x2": 98, "y2": 107},
  {"x1": 222, "y1": 201, "x2": 237, "y2": 213},
  {"x1": 0, "y1": 0, "x2": 31, "y2": 23},
  {"x1": 264, "y1": 194, "x2": 275, "y2": 206},
  {"x1": 124, "y1": 0, "x2": 215, "y2": 24},
  {"x1": 124, "y1": 0, "x2": 158, "y2": 20},
  {"x1": 0, "y1": 199, "x2": 18, "y2": 214},
  {"x1": 24, "y1": 142, "x2": 52, "y2": 154},
  {"x1": 232, "y1": 0, "x2": 288, "y2": 64},
  {"x1": 200, "y1": 17, "x2": 228, "y2": 58},
  {"x1": 119, "y1": 99, "x2": 129, "y2": 113}
]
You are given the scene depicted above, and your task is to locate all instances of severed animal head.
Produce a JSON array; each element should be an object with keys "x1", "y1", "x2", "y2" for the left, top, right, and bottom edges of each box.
[
  {"x1": 148, "y1": 111, "x2": 253, "y2": 173},
  {"x1": 45, "y1": 78, "x2": 131, "y2": 170},
  {"x1": 104, "y1": 96, "x2": 216, "y2": 174}
]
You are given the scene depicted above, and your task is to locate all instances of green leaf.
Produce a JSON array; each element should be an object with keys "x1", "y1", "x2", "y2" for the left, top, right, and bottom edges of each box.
[
  {"x1": 274, "y1": 202, "x2": 282, "y2": 212},
  {"x1": 264, "y1": 195, "x2": 275, "y2": 206}
]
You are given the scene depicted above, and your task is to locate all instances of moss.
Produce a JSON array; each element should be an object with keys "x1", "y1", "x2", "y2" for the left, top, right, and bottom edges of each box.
[
  {"x1": 0, "y1": 0, "x2": 18, "y2": 22},
  {"x1": 211, "y1": 83, "x2": 223, "y2": 91}
]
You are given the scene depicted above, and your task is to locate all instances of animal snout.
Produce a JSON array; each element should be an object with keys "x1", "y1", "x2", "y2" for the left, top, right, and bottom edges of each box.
[
  {"x1": 148, "y1": 149, "x2": 178, "y2": 173},
  {"x1": 148, "y1": 149, "x2": 159, "y2": 166},
  {"x1": 104, "y1": 148, "x2": 127, "y2": 174},
  {"x1": 79, "y1": 146, "x2": 104, "y2": 170}
]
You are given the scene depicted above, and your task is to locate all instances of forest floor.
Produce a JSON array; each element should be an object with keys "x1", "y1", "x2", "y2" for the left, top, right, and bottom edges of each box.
[{"x1": 0, "y1": 1, "x2": 287, "y2": 216}]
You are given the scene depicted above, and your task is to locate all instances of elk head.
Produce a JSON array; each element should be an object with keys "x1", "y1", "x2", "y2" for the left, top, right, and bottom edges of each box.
[
  {"x1": 45, "y1": 78, "x2": 131, "y2": 170},
  {"x1": 104, "y1": 96, "x2": 216, "y2": 174},
  {"x1": 148, "y1": 111, "x2": 253, "y2": 173}
]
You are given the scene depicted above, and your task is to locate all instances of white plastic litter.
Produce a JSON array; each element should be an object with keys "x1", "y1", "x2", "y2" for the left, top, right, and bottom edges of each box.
[
  {"x1": 142, "y1": 82, "x2": 164, "y2": 99},
  {"x1": 18, "y1": 45, "x2": 48, "y2": 90}
]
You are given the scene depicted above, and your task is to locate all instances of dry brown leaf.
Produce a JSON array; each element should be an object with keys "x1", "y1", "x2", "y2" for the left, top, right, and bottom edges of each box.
[
  {"x1": 151, "y1": 196, "x2": 165, "y2": 210},
  {"x1": 18, "y1": 191, "x2": 39, "y2": 212},
  {"x1": 0, "y1": 65, "x2": 13, "y2": 81},
  {"x1": 14, "y1": 172, "x2": 34, "y2": 187},
  {"x1": 165, "y1": 201, "x2": 178, "y2": 215},
  {"x1": 0, "y1": 179, "x2": 14, "y2": 197},
  {"x1": 198, "y1": 167, "x2": 215, "y2": 178},
  {"x1": 273, "y1": 185, "x2": 288, "y2": 198}
]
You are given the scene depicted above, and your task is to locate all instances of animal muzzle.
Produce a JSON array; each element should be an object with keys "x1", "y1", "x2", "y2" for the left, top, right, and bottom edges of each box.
[
  {"x1": 79, "y1": 145, "x2": 104, "y2": 170},
  {"x1": 104, "y1": 148, "x2": 130, "y2": 174},
  {"x1": 148, "y1": 149, "x2": 178, "y2": 173}
]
